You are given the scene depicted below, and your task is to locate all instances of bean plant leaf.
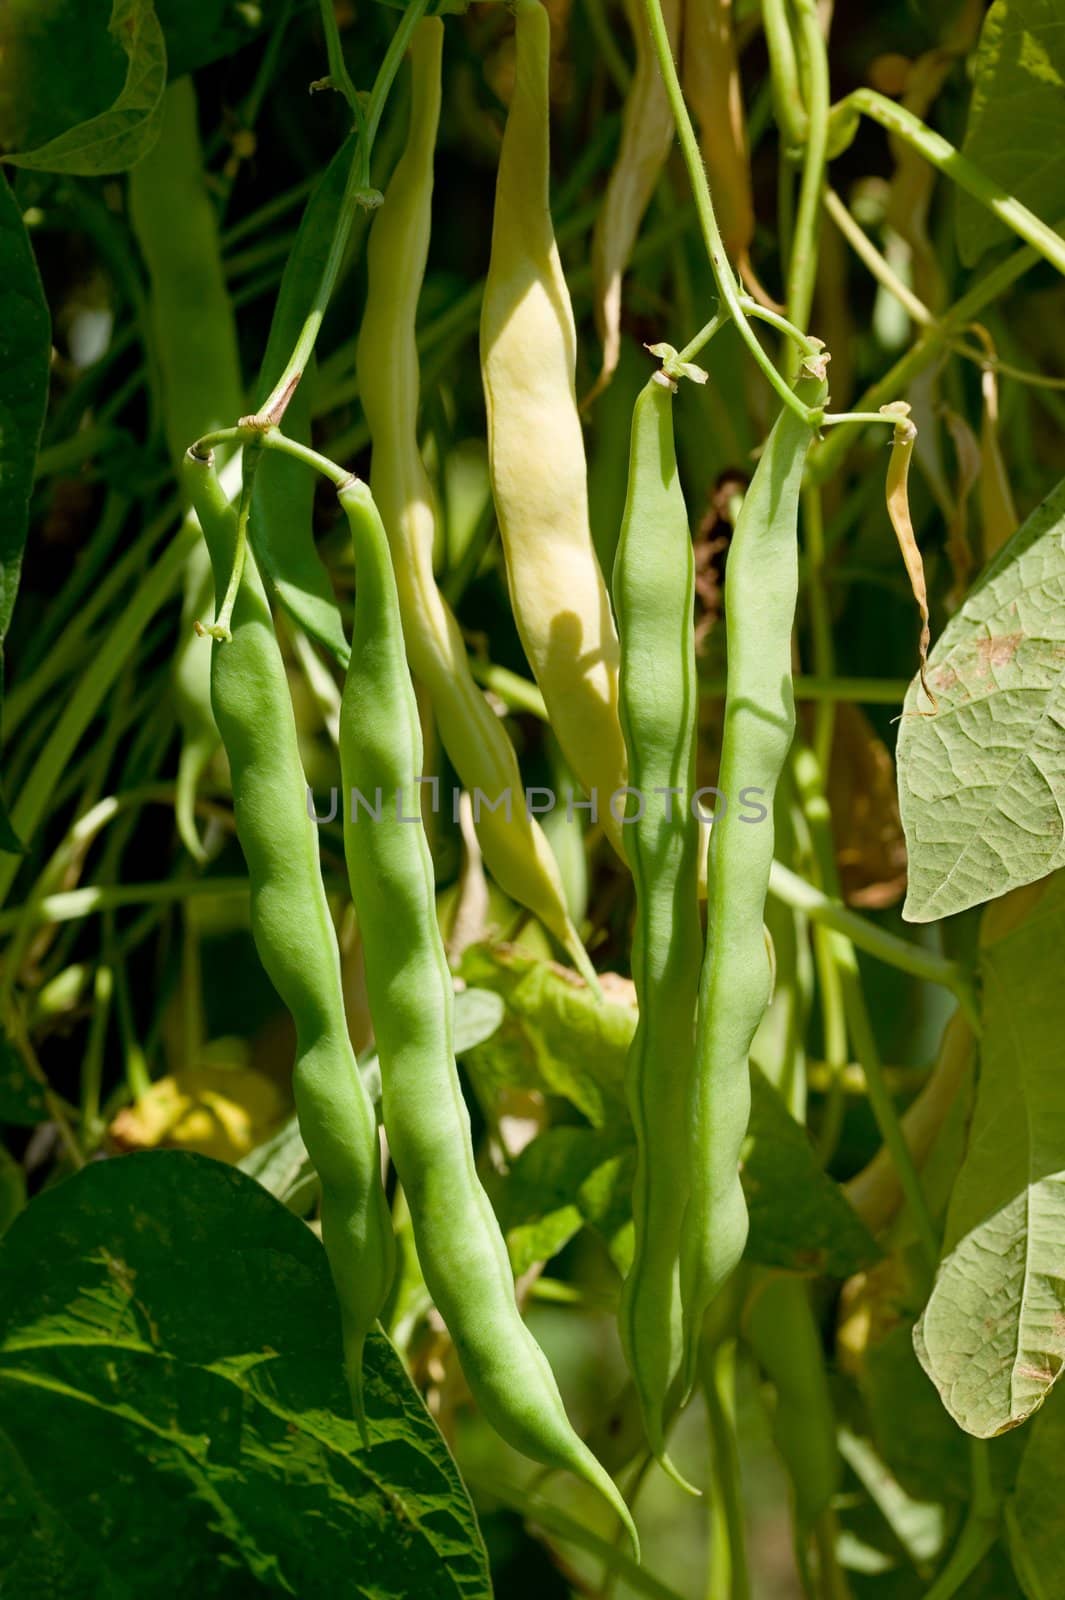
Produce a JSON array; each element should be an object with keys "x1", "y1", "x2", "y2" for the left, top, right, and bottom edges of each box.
[
  {"x1": 466, "y1": 946, "x2": 878, "y2": 1278},
  {"x1": 0, "y1": 1150, "x2": 492, "y2": 1598},
  {"x1": 1007, "y1": 1382, "x2": 1065, "y2": 1599},
  {"x1": 897, "y1": 474, "x2": 1065, "y2": 923},
  {"x1": 914, "y1": 873, "x2": 1065, "y2": 1437},
  {"x1": 2, "y1": 0, "x2": 166, "y2": 175},
  {"x1": 956, "y1": 0, "x2": 1065, "y2": 268}
]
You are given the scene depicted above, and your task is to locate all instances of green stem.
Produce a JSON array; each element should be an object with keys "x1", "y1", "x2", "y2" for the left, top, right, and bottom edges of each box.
[
  {"x1": 317, "y1": 0, "x2": 365, "y2": 129},
  {"x1": 784, "y1": 0, "x2": 830, "y2": 358},
  {"x1": 257, "y1": 0, "x2": 429, "y2": 421},
  {"x1": 767, "y1": 860, "x2": 977, "y2": 1021},
  {"x1": 761, "y1": 0, "x2": 808, "y2": 146},
  {"x1": 639, "y1": 0, "x2": 819, "y2": 425},
  {"x1": 808, "y1": 223, "x2": 1059, "y2": 483},
  {"x1": 0, "y1": 876, "x2": 252, "y2": 935},
  {"x1": 702, "y1": 1340, "x2": 751, "y2": 1600},
  {"x1": 823, "y1": 187, "x2": 933, "y2": 326},
  {"x1": 585, "y1": 0, "x2": 633, "y2": 96},
  {"x1": 921, "y1": 1441, "x2": 999, "y2": 1600},
  {"x1": 832, "y1": 90, "x2": 1065, "y2": 281}
]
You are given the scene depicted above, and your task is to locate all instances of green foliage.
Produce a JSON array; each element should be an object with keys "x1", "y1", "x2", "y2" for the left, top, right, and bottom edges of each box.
[{"x1": 0, "y1": 1151, "x2": 491, "y2": 1596}]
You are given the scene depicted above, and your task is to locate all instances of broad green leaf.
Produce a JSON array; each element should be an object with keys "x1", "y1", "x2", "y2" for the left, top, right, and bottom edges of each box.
[
  {"x1": 0, "y1": 1150, "x2": 491, "y2": 1598},
  {"x1": 915, "y1": 873, "x2": 1065, "y2": 1437},
  {"x1": 0, "y1": 1027, "x2": 49, "y2": 1125},
  {"x1": 468, "y1": 947, "x2": 878, "y2": 1278},
  {"x1": 897, "y1": 475, "x2": 1065, "y2": 923},
  {"x1": 2, "y1": 0, "x2": 165, "y2": 175},
  {"x1": 460, "y1": 945, "x2": 630, "y2": 1127},
  {"x1": 957, "y1": 0, "x2": 1065, "y2": 267},
  {"x1": 1007, "y1": 1382, "x2": 1065, "y2": 1599}
]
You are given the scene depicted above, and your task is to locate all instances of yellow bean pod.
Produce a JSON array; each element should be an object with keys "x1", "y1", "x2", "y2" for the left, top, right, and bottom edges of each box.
[
  {"x1": 590, "y1": 0, "x2": 681, "y2": 394},
  {"x1": 481, "y1": 0, "x2": 627, "y2": 854},
  {"x1": 358, "y1": 19, "x2": 593, "y2": 979}
]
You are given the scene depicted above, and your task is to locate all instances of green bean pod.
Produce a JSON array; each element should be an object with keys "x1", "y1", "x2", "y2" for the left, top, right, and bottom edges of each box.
[
  {"x1": 680, "y1": 375, "x2": 825, "y2": 1388},
  {"x1": 337, "y1": 474, "x2": 638, "y2": 1558},
  {"x1": 612, "y1": 377, "x2": 703, "y2": 1480},
  {"x1": 481, "y1": 0, "x2": 628, "y2": 855},
  {"x1": 181, "y1": 448, "x2": 394, "y2": 1434},
  {"x1": 357, "y1": 20, "x2": 592, "y2": 981},
  {"x1": 129, "y1": 79, "x2": 244, "y2": 862}
]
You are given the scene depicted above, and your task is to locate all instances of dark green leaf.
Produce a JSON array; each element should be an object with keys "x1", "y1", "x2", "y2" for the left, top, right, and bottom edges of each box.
[
  {"x1": 0, "y1": 176, "x2": 49, "y2": 647},
  {"x1": 0, "y1": 1150, "x2": 491, "y2": 1598},
  {"x1": 3, "y1": 0, "x2": 166, "y2": 176},
  {"x1": 957, "y1": 0, "x2": 1065, "y2": 267},
  {"x1": 1007, "y1": 1382, "x2": 1065, "y2": 1598}
]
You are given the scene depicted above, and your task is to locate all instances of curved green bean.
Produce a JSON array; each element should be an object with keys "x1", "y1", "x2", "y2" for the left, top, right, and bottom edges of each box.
[
  {"x1": 336, "y1": 471, "x2": 638, "y2": 1556},
  {"x1": 181, "y1": 448, "x2": 394, "y2": 1434},
  {"x1": 612, "y1": 375, "x2": 702, "y2": 1483},
  {"x1": 680, "y1": 371, "x2": 826, "y2": 1387}
]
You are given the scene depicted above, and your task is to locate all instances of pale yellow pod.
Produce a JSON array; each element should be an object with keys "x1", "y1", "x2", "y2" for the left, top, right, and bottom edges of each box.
[
  {"x1": 590, "y1": 0, "x2": 681, "y2": 394},
  {"x1": 358, "y1": 19, "x2": 595, "y2": 979},
  {"x1": 481, "y1": 0, "x2": 627, "y2": 854}
]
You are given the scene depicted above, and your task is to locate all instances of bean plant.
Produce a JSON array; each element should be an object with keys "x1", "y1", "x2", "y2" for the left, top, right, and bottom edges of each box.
[{"x1": 1, "y1": 1, "x2": 1064, "y2": 1596}]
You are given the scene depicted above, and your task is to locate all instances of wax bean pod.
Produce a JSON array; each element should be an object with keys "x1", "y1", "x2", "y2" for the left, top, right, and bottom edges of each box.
[
  {"x1": 337, "y1": 473, "x2": 638, "y2": 1557},
  {"x1": 130, "y1": 80, "x2": 244, "y2": 861},
  {"x1": 680, "y1": 374, "x2": 825, "y2": 1386},
  {"x1": 182, "y1": 449, "x2": 394, "y2": 1433},
  {"x1": 481, "y1": 0, "x2": 627, "y2": 853},
  {"x1": 357, "y1": 20, "x2": 593, "y2": 981},
  {"x1": 590, "y1": 0, "x2": 681, "y2": 394},
  {"x1": 612, "y1": 377, "x2": 703, "y2": 1480}
]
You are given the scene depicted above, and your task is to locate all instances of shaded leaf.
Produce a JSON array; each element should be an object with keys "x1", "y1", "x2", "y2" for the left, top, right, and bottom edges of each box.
[
  {"x1": 915, "y1": 874, "x2": 1065, "y2": 1436},
  {"x1": 4, "y1": 0, "x2": 166, "y2": 175},
  {"x1": 897, "y1": 474, "x2": 1065, "y2": 922},
  {"x1": 0, "y1": 1151, "x2": 491, "y2": 1597},
  {"x1": 957, "y1": 0, "x2": 1065, "y2": 267},
  {"x1": 1007, "y1": 1381, "x2": 1065, "y2": 1599}
]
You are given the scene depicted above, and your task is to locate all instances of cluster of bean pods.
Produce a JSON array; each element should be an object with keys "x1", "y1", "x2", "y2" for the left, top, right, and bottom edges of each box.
[{"x1": 171, "y1": 0, "x2": 831, "y2": 1557}]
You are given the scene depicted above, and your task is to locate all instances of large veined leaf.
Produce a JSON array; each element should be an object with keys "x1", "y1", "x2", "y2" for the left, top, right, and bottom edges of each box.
[
  {"x1": 914, "y1": 874, "x2": 1065, "y2": 1437},
  {"x1": 956, "y1": 0, "x2": 1065, "y2": 267},
  {"x1": 2, "y1": 0, "x2": 166, "y2": 175},
  {"x1": 897, "y1": 475, "x2": 1065, "y2": 923},
  {"x1": 0, "y1": 1151, "x2": 491, "y2": 1597}
]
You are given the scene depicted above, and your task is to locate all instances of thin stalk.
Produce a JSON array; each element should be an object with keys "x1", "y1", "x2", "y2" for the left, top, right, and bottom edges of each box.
[
  {"x1": 784, "y1": 0, "x2": 830, "y2": 359},
  {"x1": 920, "y1": 1442, "x2": 999, "y2": 1600},
  {"x1": 702, "y1": 1340, "x2": 751, "y2": 1600},
  {"x1": 640, "y1": 0, "x2": 820, "y2": 424},
  {"x1": 585, "y1": 0, "x2": 633, "y2": 96},
  {"x1": 257, "y1": 0, "x2": 429, "y2": 421},
  {"x1": 833, "y1": 90, "x2": 1065, "y2": 281},
  {"x1": 0, "y1": 877, "x2": 252, "y2": 935},
  {"x1": 808, "y1": 223, "x2": 1060, "y2": 483},
  {"x1": 767, "y1": 859, "x2": 977, "y2": 1022},
  {"x1": 761, "y1": 0, "x2": 808, "y2": 146},
  {"x1": 823, "y1": 187, "x2": 933, "y2": 326}
]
